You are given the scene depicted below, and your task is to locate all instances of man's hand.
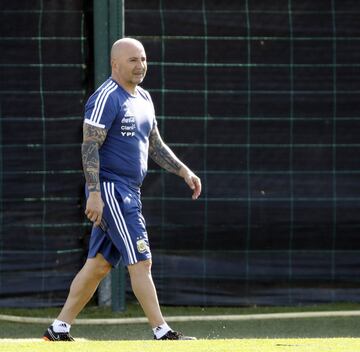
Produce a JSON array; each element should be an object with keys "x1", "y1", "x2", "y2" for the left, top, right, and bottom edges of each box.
[
  {"x1": 85, "y1": 191, "x2": 104, "y2": 226},
  {"x1": 183, "y1": 170, "x2": 202, "y2": 200},
  {"x1": 148, "y1": 126, "x2": 202, "y2": 199}
]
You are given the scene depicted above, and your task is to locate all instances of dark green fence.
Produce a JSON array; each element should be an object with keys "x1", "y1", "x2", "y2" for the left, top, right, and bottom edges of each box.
[{"x1": 1, "y1": 0, "x2": 360, "y2": 307}]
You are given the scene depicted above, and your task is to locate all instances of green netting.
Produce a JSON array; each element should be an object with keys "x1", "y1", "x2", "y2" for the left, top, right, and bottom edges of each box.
[
  {"x1": 125, "y1": 0, "x2": 360, "y2": 305},
  {"x1": 0, "y1": 0, "x2": 92, "y2": 306},
  {"x1": 1, "y1": 0, "x2": 360, "y2": 307}
]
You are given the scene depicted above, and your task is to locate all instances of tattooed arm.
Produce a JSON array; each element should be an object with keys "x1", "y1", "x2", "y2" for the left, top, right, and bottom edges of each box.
[
  {"x1": 81, "y1": 122, "x2": 108, "y2": 226},
  {"x1": 149, "y1": 125, "x2": 202, "y2": 199}
]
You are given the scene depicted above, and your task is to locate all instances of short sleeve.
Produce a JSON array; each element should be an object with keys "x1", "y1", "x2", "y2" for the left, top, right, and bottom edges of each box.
[
  {"x1": 144, "y1": 90, "x2": 157, "y2": 129},
  {"x1": 152, "y1": 115, "x2": 158, "y2": 129},
  {"x1": 84, "y1": 81, "x2": 118, "y2": 129}
]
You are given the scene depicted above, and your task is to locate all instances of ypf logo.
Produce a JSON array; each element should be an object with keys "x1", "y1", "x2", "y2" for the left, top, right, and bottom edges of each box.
[{"x1": 121, "y1": 131, "x2": 135, "y2": 137}]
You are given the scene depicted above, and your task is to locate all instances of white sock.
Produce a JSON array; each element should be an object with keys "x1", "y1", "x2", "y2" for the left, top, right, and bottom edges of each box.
[
  {"x1": 52, "y1": 319, "x2": 71, "y2": 333},
  {"x1": 153, "y1": 322, "x2": 172, "y2": 339}
]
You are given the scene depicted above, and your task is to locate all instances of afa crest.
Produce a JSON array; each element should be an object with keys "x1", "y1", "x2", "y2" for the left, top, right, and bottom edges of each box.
[{"x1": 136, "y1": 239, "x2": 148, "y2": 253}]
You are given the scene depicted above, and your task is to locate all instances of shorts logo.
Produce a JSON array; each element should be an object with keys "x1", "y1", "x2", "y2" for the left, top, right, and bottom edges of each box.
[{"x1": 136, "y1": 239, "x2": 148, "y2": 253}]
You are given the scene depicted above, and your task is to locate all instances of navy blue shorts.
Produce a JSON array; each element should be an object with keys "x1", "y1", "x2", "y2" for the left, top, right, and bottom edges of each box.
[{"x1": 87, "y1": 181, "x2": 151, "y2": 267}]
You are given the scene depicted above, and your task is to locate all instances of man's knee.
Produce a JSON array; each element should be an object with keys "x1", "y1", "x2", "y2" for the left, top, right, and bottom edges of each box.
[
  {"x1": 128, "y1": 259, "x2": 152, "y2": 275},
  {"x1": 85, "y1": 254, "x2": 112, "y2": 279}
]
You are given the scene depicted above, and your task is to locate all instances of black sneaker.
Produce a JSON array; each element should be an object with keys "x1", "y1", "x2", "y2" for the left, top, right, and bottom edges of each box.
[
  {"x1": 43, "y1": 326, "x2": 75, "y2": 341},
  {"x1": 155, "y1": 330, "x2": 196, "y2": 340}
]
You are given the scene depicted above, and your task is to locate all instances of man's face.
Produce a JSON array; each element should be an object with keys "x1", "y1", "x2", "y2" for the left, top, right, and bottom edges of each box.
[{"x1": 113, "y1": 44, "x2": 147, "y2": 86}]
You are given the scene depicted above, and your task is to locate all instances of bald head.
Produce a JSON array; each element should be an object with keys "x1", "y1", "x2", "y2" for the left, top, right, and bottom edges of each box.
[
  {"x1": 111, "y1": 37, "x2": 145, "y2": 61},
  {"x1": 110, "y1": 37, "x2": 147, "y2": 94}
]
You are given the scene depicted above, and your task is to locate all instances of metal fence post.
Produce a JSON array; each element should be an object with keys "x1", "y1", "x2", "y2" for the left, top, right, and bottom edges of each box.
[{"x1": 93, "y1": 0, "x2": 126, "y2": 312}]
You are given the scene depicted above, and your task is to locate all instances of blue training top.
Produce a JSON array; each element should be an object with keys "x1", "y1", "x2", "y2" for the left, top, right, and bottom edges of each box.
[{"x1": 84, "y1": 78, "x2": 157, "y2": 188}]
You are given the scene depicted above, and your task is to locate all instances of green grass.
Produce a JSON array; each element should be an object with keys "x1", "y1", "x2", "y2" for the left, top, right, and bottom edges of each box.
[
  {"x1": 1, "y1": 303, "x2": 360, "y2": 351},
  {"x1": 1, "y1": 339, "x2": 360, "y2": 352},
  {"x1": 1, "y1": 316, "x2": 360, "y2": 340},
  {"x1": 0, "y1": 302, "x2": 360, "y2": 341},
  {"x1": 2, "y1": 302, "x2": 360, "y2": 319}
]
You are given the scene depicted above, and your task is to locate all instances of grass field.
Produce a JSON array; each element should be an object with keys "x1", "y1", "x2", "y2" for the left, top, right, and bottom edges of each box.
[
  {"x1": 1, "y1": 339, "x2": 360, "y2": 352},
  {"x1": 0, "y1": 303, "x2": 360, "y2": 351}
]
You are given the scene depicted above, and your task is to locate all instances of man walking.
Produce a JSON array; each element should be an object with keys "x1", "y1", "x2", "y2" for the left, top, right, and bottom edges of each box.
[{"x1": 43, "y1": 37, "x2": 201, "y2": 341}]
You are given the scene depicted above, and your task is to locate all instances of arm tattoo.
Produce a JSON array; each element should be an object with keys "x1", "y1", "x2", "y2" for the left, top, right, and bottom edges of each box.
[
  {"x1": 81, "y1": 123, "x2": 107, "y2": 192},
  {"x1": 149, "y1": 125, "x2": 182, "y2": 175}
]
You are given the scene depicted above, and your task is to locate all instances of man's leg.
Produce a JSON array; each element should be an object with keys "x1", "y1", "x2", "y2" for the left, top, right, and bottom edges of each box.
[
  {"x1": 127, "y1": 259, "x2": 165, "y2": 328},
  {"x1": 57, "y1": 253, "x2": 112, "y2": 324},
  {"x1": 127, "y1": 259, "x2": 196, "y2": 340},
  {"x1": 44, "y1": 253, "x2": 112, "y2": 341}
]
